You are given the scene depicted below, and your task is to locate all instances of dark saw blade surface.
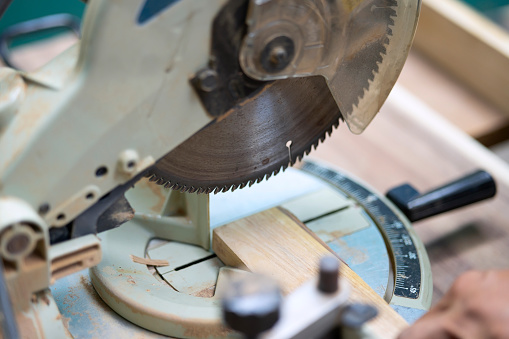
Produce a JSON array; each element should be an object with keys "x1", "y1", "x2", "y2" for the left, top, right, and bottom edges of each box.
[
  {"x1": 146, "y1": 0, "x2": 399, "y2": 193},
  {"x1": 146, "y1": 77, "x2": 341, "y2": 194}
]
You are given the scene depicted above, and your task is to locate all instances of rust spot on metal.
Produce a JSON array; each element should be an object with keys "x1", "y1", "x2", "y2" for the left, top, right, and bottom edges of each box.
[
  {"x1": 192, "y1": 286, "x2": 215, "y2": 298},
  {"x1": 139, "y1": 178, "x2": 166, "y2": 213},
  {"x1": 14, "y1": 101, "x2": 50, "y2": 136}
]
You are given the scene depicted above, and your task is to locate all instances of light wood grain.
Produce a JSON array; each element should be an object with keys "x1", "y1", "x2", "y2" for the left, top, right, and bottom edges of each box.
[
  {"x1": 311, "y1": 85, "x2": 509, "y2": 303},
  {"x1": 398, "y1": 50, "x2": 509, "y2": 145},
  {"x1": 129, "y1": 254, "x2": 169, "y2": 267},
  {"x1": 213, "y1": 207, "x2": 408, "y2": 338},
  {"x1": 413, "y1": 0, "x2": 509, "y2": 119}
]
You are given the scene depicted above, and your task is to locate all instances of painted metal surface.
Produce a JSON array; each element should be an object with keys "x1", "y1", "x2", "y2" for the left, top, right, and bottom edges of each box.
[
  {"x1": 50, "y1": 166, "x2": 431, "y2": 338},
  {"x1": 300, "y1": 161, "x2": 433, "y2": 312},
  {"x1": 0, "y1": 0, "x2": 224, "y2": 229}
]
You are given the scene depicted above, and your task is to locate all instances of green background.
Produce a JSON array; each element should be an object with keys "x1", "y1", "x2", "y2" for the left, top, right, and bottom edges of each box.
[
  {"x1": 0, "y1": 0, "x2": 85, "y2": 33},
  {"x1": 0, "y1": 0, "x2": 508, "y2": 40}
]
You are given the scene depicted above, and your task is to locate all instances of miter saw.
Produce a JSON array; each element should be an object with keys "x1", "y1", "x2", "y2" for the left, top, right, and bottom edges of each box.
[{"x1": 0, "y1": 0, "x2": 497, "y2": 338}]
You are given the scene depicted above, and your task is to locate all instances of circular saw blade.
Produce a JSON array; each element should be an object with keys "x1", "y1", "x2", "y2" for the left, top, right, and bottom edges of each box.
[
  {"x1": 146, "y1": 76, "x2": 342, "y2": 194},
  {"x1": 145, "y1": 0, "x2": 417, "y2": 194}
]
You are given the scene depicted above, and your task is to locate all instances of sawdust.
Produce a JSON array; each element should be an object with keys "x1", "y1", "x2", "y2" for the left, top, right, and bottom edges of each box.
[
  {"x1": 127, "y1": 276, "x2": 136, "y2": 285},
  {"x1": 130, "y1": 254, "x2": 169, "y2": 267},
  {"x1": 192, "y1": 286, "x2": 216, "y2": 298}
]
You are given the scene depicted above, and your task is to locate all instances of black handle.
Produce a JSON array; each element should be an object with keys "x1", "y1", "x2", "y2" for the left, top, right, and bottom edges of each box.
[{"x1": 386, "y1": 170, "x2": 496, "y2": 222}]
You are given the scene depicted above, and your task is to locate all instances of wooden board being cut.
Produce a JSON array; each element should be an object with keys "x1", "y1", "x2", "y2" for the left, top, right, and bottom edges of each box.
[{"x1": 213, "y1": 207, "x2": 408, "y2": 338}]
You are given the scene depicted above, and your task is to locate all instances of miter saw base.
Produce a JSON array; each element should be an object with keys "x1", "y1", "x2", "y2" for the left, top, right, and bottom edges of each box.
[{"x1": 51, "y1": 161, "x2": 432, "y2": 338}]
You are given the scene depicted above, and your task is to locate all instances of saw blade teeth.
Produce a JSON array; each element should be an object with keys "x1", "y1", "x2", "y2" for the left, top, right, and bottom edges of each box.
[
  {"x1": 188, "y1": 186, "x2": 197, "y2": 194},
  {"x1": 326, "y1": 126, "x2": 334, "y2": 137},
  {"x1": 180, "y1": 185, "x2": 188, "y2": 193},
  {"x1": 164, "y1": 181, "x2": 172, "y2": 189},
  {"x1": 150, "y1": 76, "x2": 344, "y2": 194},
  {"x1": 148, "y1": 175, "x2": 158, "y2": 182}
]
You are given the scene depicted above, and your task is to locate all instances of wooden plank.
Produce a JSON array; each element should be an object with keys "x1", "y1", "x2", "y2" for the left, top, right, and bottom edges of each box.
[
  {"x1": 310, "y1": 85, "x2": 509, "y2": 303},
  {"x1": 413, "y1": 0, "x2": 509, "y2": 118},
  {"x1": 397, "y1": 51, "x2": 509, "y2": 145},
  {"x1": 129, "y1": 255, "x2": 169, "y2": 267},
  {"x1": 213, "y1": 207, "x2": 408, "y2": 338}
]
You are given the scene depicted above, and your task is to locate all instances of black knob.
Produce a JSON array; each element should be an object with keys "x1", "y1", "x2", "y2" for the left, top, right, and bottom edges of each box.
[
  {"x1": 386, "y1": 170, "x2": 496, "y2": 222},
  {"x1": 222, "y1": 274, "x2": 281, "y2": 338},
  {"x1": 318, "y1": 256, "x2": 340, "y2": 294}
]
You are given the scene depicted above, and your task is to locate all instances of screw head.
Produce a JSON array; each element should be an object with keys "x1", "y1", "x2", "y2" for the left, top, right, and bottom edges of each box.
[{"x1": 196, "y1": 69, "x2": 218, "y2": 92}]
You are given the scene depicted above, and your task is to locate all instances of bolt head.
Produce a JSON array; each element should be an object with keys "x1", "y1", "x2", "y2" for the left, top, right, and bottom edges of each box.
[
  {"x1": 260, "y1": 36, "x2": 295, "y2": 73},
  {"x1": 196, "y1": 69, "x2": 218, "y2": 92}
]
